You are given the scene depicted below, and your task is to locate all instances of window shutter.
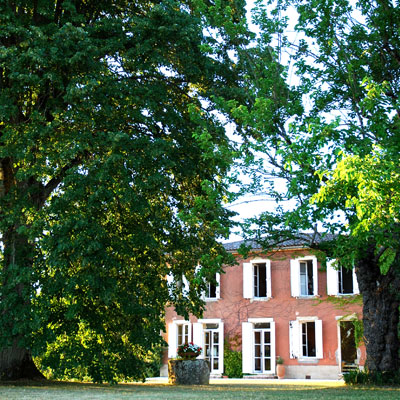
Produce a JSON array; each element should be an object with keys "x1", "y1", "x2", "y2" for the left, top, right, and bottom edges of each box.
[
  {"x1": 315, "y1": 319, "x2": 323, "y2": 359},
  {"x1": 326, "y1": 260, "x2": 339, "y2": 296},
  {"x1": 242, "y1": 322, "x2": 253, "y2": 373},
  {"x1": 182, "y1": 275, "x2": 190, "y2": 296},
  {"x1": 192, "y1": 323, "x2": 204, "y2": 358},
  {"x1": 217, "y1": 322, "x2": 224, "y2": 374},
  {"x1": 167, "y1": 272, "x2": 174, "y2": 296},
  {"x1": 168, "y1": 323, "x2": 178, "y2": 358},
  {"x1": 289, "y1": 320, "x2": 300, "y2": 359},
  {"x1": 312, "y1": 257, "x2": 319, "y2": 296},
  {"x1": 353, "y1": 268, "x2": 360, "y2": 294},
  {"x1": 290, "y1": 260, "x2": 300, "y2": 297},
  {"x1": 215, "y1": 273, "x2": 221, "y2": 299},
  {"x1": 266, "y1": 260, "x2": 272, "y2": 298},
  {"x1": 270, "y1": 320, "x2": 276, "y2": 373},
  {"x1": 243, "y1": 263, "x2": 253, "y2": 299}
]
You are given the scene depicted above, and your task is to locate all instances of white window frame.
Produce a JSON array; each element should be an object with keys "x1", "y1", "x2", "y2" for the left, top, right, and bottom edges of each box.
[
  {"x1": 168, "y1": 320, "x2": 191, "y2": 358},
  {"x1": 326, "y1": 260, "x2": 359, "y2": 296},
  {"x1": 290, "y1": 255, "x2": 318, "y2": 297},
  {"x1": 243, "y1": 259, "x2": 272, "y2": 300},
  {"x1": 193, "y1": 318, "x2": 224, "y2": 374},
  {"x1": 242, "y1": 318, "x2": 276, "y2": 374},
  {"x1": 289, "y1": 317, "x2": 323, "y2": 360}
]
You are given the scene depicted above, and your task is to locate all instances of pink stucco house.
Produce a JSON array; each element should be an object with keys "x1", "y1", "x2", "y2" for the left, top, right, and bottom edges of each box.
[{"x1": 161, "y1": 237, "x2": 365, "y2": 379}]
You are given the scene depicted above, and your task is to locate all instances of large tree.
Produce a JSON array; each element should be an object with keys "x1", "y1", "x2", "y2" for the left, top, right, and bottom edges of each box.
[
  {"x1": 0, "y1": 0, "x2": 248, "y2": 382},
  {"x1": 230, "y1": 0, "x2": 400, "y2": 374}
]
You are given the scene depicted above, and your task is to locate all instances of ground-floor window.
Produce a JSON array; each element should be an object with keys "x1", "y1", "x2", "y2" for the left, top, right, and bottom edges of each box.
[
  {"x1": 289, "y1": 318, "x2": 323, "y2": 359},
  {"x1": 168, "y1": 321, "x2": 191, "y2": 358},
  {"x1": 242, "y1": 318, "x2": 276, "y2": 374}
]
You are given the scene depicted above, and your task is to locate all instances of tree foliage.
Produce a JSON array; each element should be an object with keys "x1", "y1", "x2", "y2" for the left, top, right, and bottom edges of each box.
[
  {"x1": 0, "y1": 0, "x2": 248, "y2": 382},
  {"x1": 230, "y1": 0, "x2": 400, "y2": 373}
]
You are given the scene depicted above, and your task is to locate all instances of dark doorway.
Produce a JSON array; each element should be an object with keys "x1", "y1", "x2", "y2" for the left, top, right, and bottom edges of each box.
[{"x1": 340, "y1": 321, "x2": 357, "y2": 368}]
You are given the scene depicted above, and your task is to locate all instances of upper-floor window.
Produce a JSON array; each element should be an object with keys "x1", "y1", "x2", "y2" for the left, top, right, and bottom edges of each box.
[
  {"x1": 290, "y1": 256, "x2": 318, "y2": 297},
  {"x1": 204, "y1": 273, "x2": 220, "y2": 300},
  {"x1": 327, "y1": 260, "x2": 359, "y2": 296},
  {"x1": 243, "y1": 259, "x2": 271, "y2": 299}
]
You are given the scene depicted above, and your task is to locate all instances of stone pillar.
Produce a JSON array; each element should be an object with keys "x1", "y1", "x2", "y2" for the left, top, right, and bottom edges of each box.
[{"x1": 168, "y1": 359, "x2": 210, "y2": 385}]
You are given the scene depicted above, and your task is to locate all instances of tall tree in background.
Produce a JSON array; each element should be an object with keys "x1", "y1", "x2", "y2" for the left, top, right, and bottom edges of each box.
[
  {"x1": 230, "y1": 0, "x2": 400, "y2": 374},
  {"x1": 0, "y1": 0, "x2": 248, "y2": 382}
]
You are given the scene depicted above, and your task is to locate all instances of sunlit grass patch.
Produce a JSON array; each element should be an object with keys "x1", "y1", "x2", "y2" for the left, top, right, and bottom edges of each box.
[{"x1": 0, "y1": 380, "x2": 399, "y2": 399}]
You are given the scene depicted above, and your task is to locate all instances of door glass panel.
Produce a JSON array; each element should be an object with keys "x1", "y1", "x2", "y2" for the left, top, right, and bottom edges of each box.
[{"x1": 213, "y1": 332, "x2": 219, "y2": 344}]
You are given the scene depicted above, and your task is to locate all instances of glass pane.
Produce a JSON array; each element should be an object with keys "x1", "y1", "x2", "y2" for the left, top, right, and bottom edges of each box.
[
  {"x1": 254, "y1": 331, "x2": 261, "y2": 344},
  {"x1": 213, "y1": 332, "x2": 219, "y2": 344},
  {"x1": 307, "y1": 261, "x2": 314, "y2": 294},
  {"x1": 264, "y1": 358, "x2": 271, "y2": 371},
  {"x1": 341, "y1": 267, "x2": 354, "y2": 294},
  {"x1": 254, "y1": 323, "x2": 270, "y2": 329},
  {"x1": 206, "y1": 323, "x2": 218, "y2": 329},
  {"x1": 205, "y1": 332, "x2": 210, "y2": 345},
  {"x1": 258, "y1": 264, "x2": 267, "y2": 297},
  {"x1": 213, "y1": 358, "x2": 219, "y2": 370},
  {"x1": 264, "y1": 345, "x2": 271, "y2": 357},
  {"x1": 307, "y1": 322, "x2": 316, "y2": 357},
  {"x1": 264, "y1": 331, "x2": 271, "y2": 343},
  {"x1": 254, "y1": 344, "x2": 261, "y2": 357},
  {"x1": 255, "y1": 358, "x2": 261, "y2": 371},
  {"x1": 213, "y1": 345, "x2": 219, "y2": 357}
]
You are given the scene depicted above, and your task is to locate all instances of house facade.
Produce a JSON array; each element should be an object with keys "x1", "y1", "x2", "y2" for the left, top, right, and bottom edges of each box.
[{"x1": 162, "y1": 239, "x2": 366, "y2": 379}]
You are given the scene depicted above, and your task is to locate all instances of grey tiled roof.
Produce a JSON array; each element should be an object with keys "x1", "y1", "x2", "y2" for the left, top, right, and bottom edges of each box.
[{"x1": 223, "y1": 233, "x2": 336, "y2": 251}]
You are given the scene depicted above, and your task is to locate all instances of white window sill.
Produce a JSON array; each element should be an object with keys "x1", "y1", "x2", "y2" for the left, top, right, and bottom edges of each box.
[
  {"x1": 295, "y1": 295, "x2": 320, "y2": 299},
  {"x1": 298, "y1": 357, "x2": 320, "y2": 364},
  {"x1": 250, "y1": 297, "x2": 272, "y2": 303},
  {"x1": 204, "y1": 297, "x2": 219, "y2": 302}
]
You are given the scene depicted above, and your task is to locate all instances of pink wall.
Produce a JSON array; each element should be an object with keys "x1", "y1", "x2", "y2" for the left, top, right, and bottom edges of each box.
[{"x1": 164, "y1": 248, "x2": 366, "y2": 369}]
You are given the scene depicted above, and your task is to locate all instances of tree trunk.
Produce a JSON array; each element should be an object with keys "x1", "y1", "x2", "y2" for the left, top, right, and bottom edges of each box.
[
  {"x1": 0, "y1": 227, "x2": 45, "y2": 380},
  {"x1": 356, "y1": 243, "x2": 400, "y2": 373},
  {"x1": 0, "y1": 341, "x2": 44, "y2": 380}
]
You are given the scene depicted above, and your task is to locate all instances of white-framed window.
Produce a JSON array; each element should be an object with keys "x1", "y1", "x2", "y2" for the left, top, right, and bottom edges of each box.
[
  {"x1": 204, "y1": 273, "x2": 221, "y2": 301},
  {"x1": 242, "y1": 318, "x2": 276, "y2": 374},
  {"x1": 290, "y1": 255, "x2": 318, "y2": 297},
  {"x1": 243, "y1": 259, "x2": 271, "y2": 300},
  {"x1": 289, "y1": 318, "x2": 323, "y2": 359},
  {"x1": 192, "y1": 319, "x2": 224, "y2": 374},
  {"x1": 168, "y1": 320, "x2": 191, "y2": 358},
  {"x1": 167, "y1": 272, "x2": 190, "y2": 297},
  {"x1": 326, "y1": 260, "x2": 359, "y2": 296}
]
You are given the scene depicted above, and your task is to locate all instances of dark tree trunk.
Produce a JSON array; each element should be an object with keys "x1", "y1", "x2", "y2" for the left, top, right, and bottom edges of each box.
[
  {"x1": 356, "y1": 243, "x2": 400, "y2": 373},
  {"x1": 0, "y1": 227, "x2": 45, "y2": 380},
  {"x1": 0, "y1": 342, "x2": 45, "y2": 380}
]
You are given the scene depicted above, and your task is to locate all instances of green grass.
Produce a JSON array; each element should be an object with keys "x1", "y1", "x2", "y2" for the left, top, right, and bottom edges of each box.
[{"x1": 0, "y1": 380, "x2": 399, "y2": 399}]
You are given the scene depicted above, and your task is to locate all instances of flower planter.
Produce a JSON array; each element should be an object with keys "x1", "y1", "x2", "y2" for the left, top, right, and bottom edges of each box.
[
  {"x1": 276, "y1": 364, "x2": 285, "y2": 379},
  {"x1": 168, "y1": 359, "x2": 210, "y2": 385},
  {"x1": 178, "y1": 351, "x2": 198, "y2": 360}
]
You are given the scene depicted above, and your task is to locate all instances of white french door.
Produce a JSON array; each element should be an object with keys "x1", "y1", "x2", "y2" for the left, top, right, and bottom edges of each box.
[
  {"x1": 204, "y1": 327, "x2": 220, "y2": 372},
  {"x1": 254, "y1": 327, "x2": 273, "y2": 373}
]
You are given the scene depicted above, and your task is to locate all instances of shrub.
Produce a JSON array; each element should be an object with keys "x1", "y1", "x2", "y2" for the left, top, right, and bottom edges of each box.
[
  {"x1": 344, "y1": 370, "x2": 400, "y2": 386},
  {"x1": 224, "y1": 346, "x2": 243, "y2": 378}
]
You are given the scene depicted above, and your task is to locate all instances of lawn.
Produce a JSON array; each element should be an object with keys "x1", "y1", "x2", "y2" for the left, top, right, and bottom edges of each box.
[{"x1": 0, "y1": 380, "x2": 399, "y2": 400}]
